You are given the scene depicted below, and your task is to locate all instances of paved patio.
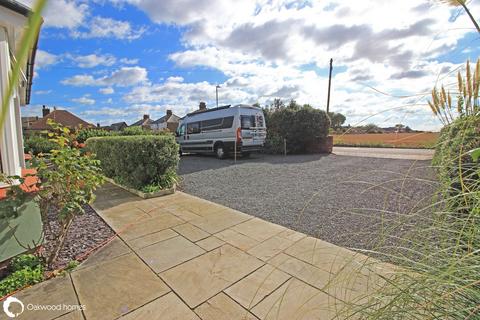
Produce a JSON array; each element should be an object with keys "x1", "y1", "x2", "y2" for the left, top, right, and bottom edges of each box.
[{"x1": 7, "y1": 183, "x2": 394, "y2": 320}]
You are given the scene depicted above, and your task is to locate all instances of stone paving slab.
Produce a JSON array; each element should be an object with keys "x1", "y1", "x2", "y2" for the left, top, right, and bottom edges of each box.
[
  {"x1": 232, "y1": 218, "x2": 285, "y2": 242},
  {"x1": 14, "y1": 275, "x2": 79, "y2": 320},
  {"x1": 6, "y1": 185, "x2": 393, "y2": 320},
  {"x1": 119, "y1": 213, "x2": 184, "y2": 241},
  {"x1": 119, "y1": 292, "x2": 200, "y2": 320},
  {"x1": 137, "y1": 235, "x2": 205, "y2": 273},
  {"x1": 173, "y1": 223, "x2": 210, "y2": 242},
  {"x1": 127, "y1": 228, "x2": 178, "y2": 250},
  {"x1": 195, "y1": 293, "x2": 258, "y2": 320},
  {"x1": 195, "y1": 236, "x2": 225, "y2": 251},
  {"x1": 72, "y1": 253, "x2": 170, "y2": 320},
  {"x1": 160, "y1": 244, "x2": 263, "y2": 308},
  {"x1": 225, "y1": 264, "x2": 291, "y2": 309},
  {"x1": 215, "y1": 228, "x2": 260, "y2": 251},
  {"x1": 76, "y1": 236, "x2": 131, "y2": 270},
  {"x1": 251, "y1": 278, "x2": 341, "y2": 320}
]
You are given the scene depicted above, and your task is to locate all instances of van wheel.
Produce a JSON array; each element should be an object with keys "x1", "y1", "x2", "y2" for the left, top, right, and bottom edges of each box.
[
  {"x1": 179, "y1": 149, "x2": 183, "y2": 157},
  {"x1": 214, "y1": 143, "x2": 226, "y2": 159}
]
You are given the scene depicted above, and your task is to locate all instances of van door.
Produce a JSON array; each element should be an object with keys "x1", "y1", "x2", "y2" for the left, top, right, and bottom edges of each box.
[
  {"x1": 240, "y1": 112, "x2": 266, "y2": 149},
  {"x1": 177, "y1": 123, "x2": 186, "y2": 151},
  {"x1": 185, "y1": 121, "x2": 203, "y2": 152}
]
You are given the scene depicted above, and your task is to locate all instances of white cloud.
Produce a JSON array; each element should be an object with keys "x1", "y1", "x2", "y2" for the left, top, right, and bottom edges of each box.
[
  {"x1": 166, "y1": 76, "x2": 184, "y2": 83},
  {"x1": 62, "y1": 74, "x2": 97, "y2": 86},
  {"x1": 62, "y1": 66, "x2": 148, "y2": 87},
  {"x1": 35, "y1": 50, "x2": 60, "y2": 69},
  {"x1": 19, "y1": 0, "x2": 88, "y2": 29},
  {"x1": 72, "y1": 17, "x2": 145, "y2": 40},
  {"x1": 72, "y1": 95, "x2": 96, "y2": 105},
  {"x1": 120, "y1": 58, "x2": 139, "y2": 65},
  {"x1": 99, "y1": 87, "x2": 115, "y2": 94},
  {"x1": 139, "y1": 0, "x2": 480, "y2": 130},
  {"x1": 69, "y1": 53, "x2": 116, "y2": 68},
  {"x1": 35, "y1": 90, "x2": 52, "y2": 95}
]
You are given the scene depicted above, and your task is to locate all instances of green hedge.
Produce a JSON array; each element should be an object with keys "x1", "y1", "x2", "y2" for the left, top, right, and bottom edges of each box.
[
  {"x1": 432, "y1": 115, "x2": 479, "y2": 212},
  {"x1": 24, "y1": 135, "x2": 57, "y2": 155},
  {"x1": 76, "y1": 129, "x2": 113, "y2": 143},
  {"x1": 264, "y1": 104, "x2": 330, "y2": 154},
  {"x1": 86, "y1": 135, "x2": 179, "y2": 190},
  {"x1": 76, "y1": 127, "x2": 171, "y2": 143}
]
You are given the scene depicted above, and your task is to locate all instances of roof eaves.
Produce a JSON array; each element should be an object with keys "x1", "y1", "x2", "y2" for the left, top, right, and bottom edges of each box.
[{"x1": 0, "y1": 0, "x2": 31, "y2": 17}]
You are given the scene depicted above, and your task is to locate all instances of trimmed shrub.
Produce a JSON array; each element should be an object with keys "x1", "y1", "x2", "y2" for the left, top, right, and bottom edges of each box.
[
  {"x1": 76, "y1": 128, "x2": 113, "y2": 143},
  {"x1": 87, "y1": 135, "x2": 179, "y2": 190},
  {"x1": 24, "y1": 135, "x2": 57, "y2": 155},
  {"x1": 264, "y1": 104, "x2": 330, "y2": 154},
  {"x1": 121, "y1": 126, "x2": 172, "y2": 136}
]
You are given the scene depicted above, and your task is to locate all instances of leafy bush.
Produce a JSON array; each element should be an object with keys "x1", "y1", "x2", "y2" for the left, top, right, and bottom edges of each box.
[
  {"x1": 24, "y1": 135, "x2": 57, "y2": 155},
  {"x1": 433, "y1": 115, "x2": 480, "y2": 211},
  {"x1": 0, "y1": 254, "x2": 44, "y2": 296},
  {"x1": 264, "y1": 102, "x2": 330, "y2": 154},
  {"x1": 87, "y1": 135, "x2": 179, "y2": 190},
  {"x1": 76, "y1": 128, "x2": 113, "y2": 143},
  {"x1": 10, "y1": 254, "x2": 42, "y2": 271}
]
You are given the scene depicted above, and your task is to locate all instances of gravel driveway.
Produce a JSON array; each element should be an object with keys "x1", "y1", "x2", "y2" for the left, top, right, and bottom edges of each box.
[{"x1": 178, "y1": 153, "x2": 439, "y2": 252}]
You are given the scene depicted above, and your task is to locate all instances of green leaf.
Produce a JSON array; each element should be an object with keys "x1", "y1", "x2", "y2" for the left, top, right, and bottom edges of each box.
[{"x1": 470, "y1": 148, "x2": 480, "y2": 162}]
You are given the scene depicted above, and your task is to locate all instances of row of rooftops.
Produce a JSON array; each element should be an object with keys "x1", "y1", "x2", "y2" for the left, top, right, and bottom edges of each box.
[{"x1": 22, "y1": 102, "x2": 214, "y2": 132}]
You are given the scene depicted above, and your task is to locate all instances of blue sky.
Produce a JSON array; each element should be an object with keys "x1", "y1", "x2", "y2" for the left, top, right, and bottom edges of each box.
[{"x1": 20, "y1": 0, "x2": 480, "y2": 130}]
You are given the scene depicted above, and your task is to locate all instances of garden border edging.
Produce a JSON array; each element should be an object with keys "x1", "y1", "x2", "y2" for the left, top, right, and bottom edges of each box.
[{"x1": 104, "y1": 178, "x2": 176, "y2": 199}]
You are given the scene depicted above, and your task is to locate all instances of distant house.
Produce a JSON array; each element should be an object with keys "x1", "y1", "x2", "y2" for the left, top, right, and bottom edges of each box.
[
  {"x1": 130, "y1": 114, "x2": 154, "y2": 129},
  {"x1": 151, "y1": 110, "x2": 180, "y2": 132},
  {"x1": 21, "y1": 116, "x2": 39, "y2": 131},
  {"x1": 109, "y1": 122, "x2": 128, "y2": 131},
  {"x1": 28, "y1": 106, "x2": 93, "y2": 132}
]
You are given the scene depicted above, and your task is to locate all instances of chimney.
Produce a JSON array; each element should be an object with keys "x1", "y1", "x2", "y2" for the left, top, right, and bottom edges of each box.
[
  {"x1": 143, "y1": 114, "x2": 149, "y2": 120},
  {"x1": 42, "y1": 105, "x2": 50, "y2": 117},
  {"x1": 166, "y1": 109, "x2": 172, "y2": 117},
  {"x1": 199, "y1": 102, "x2": 207, "y2": 111}
]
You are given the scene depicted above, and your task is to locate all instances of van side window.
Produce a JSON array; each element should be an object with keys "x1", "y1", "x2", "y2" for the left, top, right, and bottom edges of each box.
[
  {"x1": 187, "y1": 122, "x2": 200, "y2": 134},
  {"x1": 241, "y1": 115, "x2": 255, "y2": 129},
  {"x1": 201, "y1": 118, "x2": 223, "y2": 131},
  {"x1": 221, "y1": 116, "x2": 234, "y2": 129}
]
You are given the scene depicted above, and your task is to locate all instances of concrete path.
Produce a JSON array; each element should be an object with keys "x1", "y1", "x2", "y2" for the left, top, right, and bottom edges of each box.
[
  {"x1": 7, "y1": 184, "x2": 393, "y2": 320},
  {"x1": 333, "y1": 146, "x2": 434, "y2": 160}
]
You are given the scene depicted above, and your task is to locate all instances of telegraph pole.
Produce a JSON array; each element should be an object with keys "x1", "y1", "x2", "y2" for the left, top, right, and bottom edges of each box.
[
  {"x1": 326, "y1": 58, "x2": 333, "y2": 115},
  {"x1": 215, "y1": 85, "x2": 221, "y2": 108}
]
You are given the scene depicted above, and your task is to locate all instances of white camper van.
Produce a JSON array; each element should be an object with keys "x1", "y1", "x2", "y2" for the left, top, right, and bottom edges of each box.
[{"x1": 176, "y1": 104, "x2": 266, "y2": 158}]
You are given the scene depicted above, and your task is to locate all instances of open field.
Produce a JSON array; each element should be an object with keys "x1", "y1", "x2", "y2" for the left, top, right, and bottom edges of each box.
[{"x1": 333, "y1": 132, "x2": 439, "y2": 149}]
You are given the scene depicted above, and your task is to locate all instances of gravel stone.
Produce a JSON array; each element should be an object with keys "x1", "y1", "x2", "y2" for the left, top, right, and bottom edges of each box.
[
  {"x1": 43, "y1": 205, "x2": 114, "y2": 270},
  {"x1": 179, "y1": 153, "x2": 439, "y2": 252}
]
